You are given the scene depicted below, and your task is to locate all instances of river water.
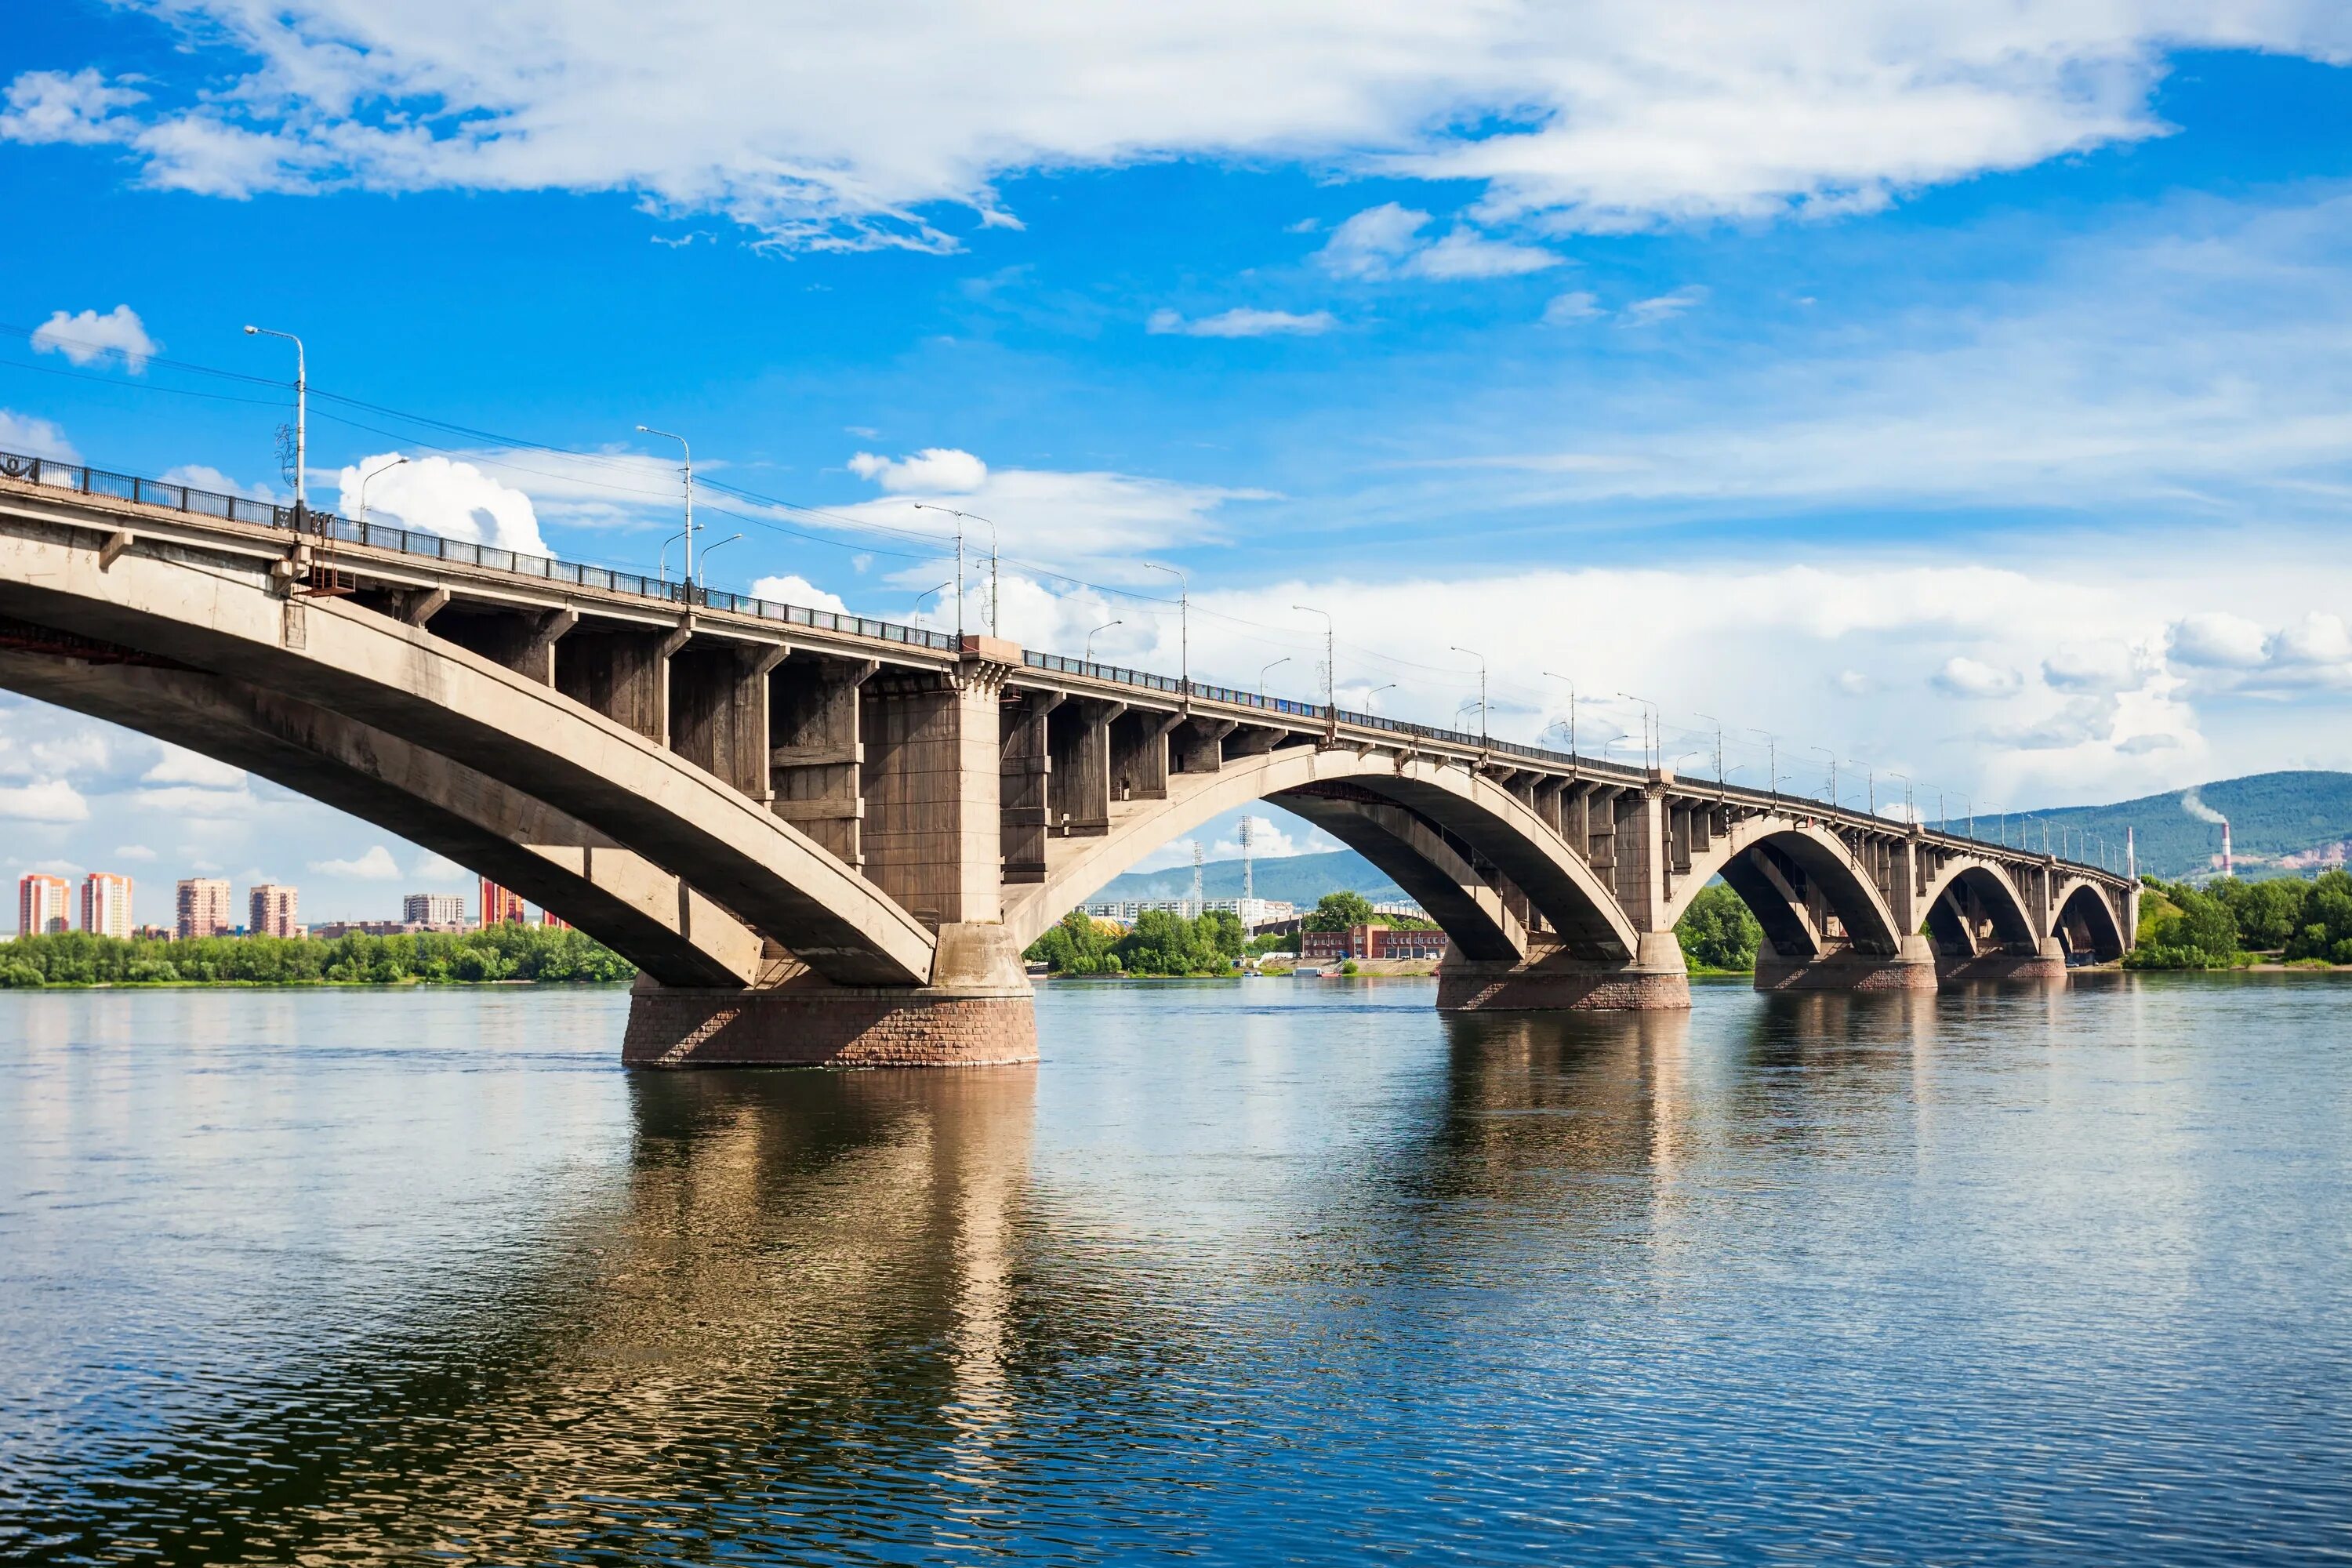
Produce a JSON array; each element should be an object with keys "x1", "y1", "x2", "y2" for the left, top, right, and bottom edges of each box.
[{"x1": 2, "y1": 975, "x2": 2348, "y2": 1564}]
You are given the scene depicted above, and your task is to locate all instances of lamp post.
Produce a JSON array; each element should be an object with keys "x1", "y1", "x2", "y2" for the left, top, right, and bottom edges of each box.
[
  {"x1": 698, "y1": 532, "x2": 743, "y2": 588},
  {"x1": 242, "y1": 325, "x2": 307, "y2": 519},
  {"x1": 1810, "y1": 745, "x2": 1838, "y2": 808},
  {"x1": 636, "y1": 426, "x2": 693, "y2": 592},
  {"x1": 1365, "y1": 682, "x2": 1396, "y2": 713},
  {"x1": 1543, "y1": 671, "x2": 1577, "y2": 759},
  {"x1": 913, "y1": 579, "x2": 954, "y2": 621},
  {"x1": 659, "y1": 527, "x2": 689, "y2": 583},
  {"x1": 1294, "y1": 603, "x2": 1337, "y2": 739},
  {"x1": 1451, "y1": 646, "x2": 1488, "y2": 748},
  {"x1": 1617, "y1": 692, "x2": 1658, "y2": 771},
  {"x1": 1890, "y1": 772, "x2": 1915, "y2": 825},
  {"x1": 1143, "y1": 561, "x2": 1188, "y2": 701},
  {"x1": 1747, "y1": 728, "x2": 1780, "y2": 803},
  {"x1": 1259, "y1": 656, "x2": 1290, "y2": 701},
  {"x1": 1694, "y1": 713, "x2": 1726, "y2": 785},
  {"x1": 1086, "y1": 619, "x2": 1123, "y2": 662},
  {"x1": 356, "y1": 455, "x2": 406, "y2": 528},
  {"x1": 914, "y1": 505, "x2": 999, "y2": 637}
]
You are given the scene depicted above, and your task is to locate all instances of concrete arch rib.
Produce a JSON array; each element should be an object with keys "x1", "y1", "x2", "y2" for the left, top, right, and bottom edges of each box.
[
  {"x1": 1003, "y1": 748, "x2": 1638, "y2": 957},
  {"x1": 0, "y1": 526, "x2": 934, "y2": 985},
  {"x1": 2055, "y1": 880, "x2": 2128, "y2": 962},
  {"x1": 1919, "y1": 862, "x2": 2040, "y2": 955},
  {"x1": 0, "y1": 650, "x2": 764, "y2": 987},
  {"x1": 1667, "y1": 815, "x2": 1903, "y2": 954},
  {"x1": 1275, "y1": 789, "x2": 1526, "y2": 961}
]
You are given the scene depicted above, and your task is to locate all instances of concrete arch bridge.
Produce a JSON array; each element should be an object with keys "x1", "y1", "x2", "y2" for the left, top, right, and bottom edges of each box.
[{"x1": 0, "y1": 455, "x2": 2136, "y2": 1067}]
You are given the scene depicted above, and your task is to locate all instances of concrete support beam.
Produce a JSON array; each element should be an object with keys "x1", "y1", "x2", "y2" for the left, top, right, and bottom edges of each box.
[
  {"x1": 394, "y1": 586, "x2": 451, "y2": 626},
  {"x1": 771, "y1": 655, "x2": 871, "y2": 867},
  {"x1": 1171, "y1": 716, "x2": 1236, "y2": 774},
  {"x1": 555, "y1": 626, "x2": 670, "y2": 743},
  {"x1": 999, "y1": 689, "x2": 1062, "y2": 884},
  {"x1": 1109, "y1": 709, "x2": 1175, "y2": 804},
  {"x1": 670, "y1": 641, "x2": 786, "y2": 798},
  {"x1": 861, "y1": 661, "x2": 1008, "y2": 928},
  {"x1": 1612, "y1": 785, "x2": 1666, "y2": 932},
  {"x1": 1047, "y1": 697, "x2": 1119, "y2": 836}
]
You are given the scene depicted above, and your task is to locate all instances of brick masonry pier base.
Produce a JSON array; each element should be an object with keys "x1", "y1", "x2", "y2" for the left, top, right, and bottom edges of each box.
[
  {"x1": 1936, "y1": 945, "x2": 2071, "y2": 984},
  {"x1": 1437, "y1": 932, "x2": 1692, "y2": 1013},
  {"x1": 624, "y1": 923, "x2": 1038, "y2": 1069}
]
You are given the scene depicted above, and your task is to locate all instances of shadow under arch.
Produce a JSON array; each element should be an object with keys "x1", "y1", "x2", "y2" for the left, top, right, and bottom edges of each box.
[
  {"x1": 1919, "y1": 862, "x2": 2042, "y2": 957},
  {"x1": 2055, "y1": 881, "x2": 2129, "y2": 963}
]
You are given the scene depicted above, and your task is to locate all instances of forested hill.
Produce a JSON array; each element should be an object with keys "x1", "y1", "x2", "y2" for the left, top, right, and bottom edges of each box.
[
  {"x1": 1094, "y1": 848, "x2": 1407, "y2": 906},
  {"x1": 1965, "y1": 771, "x2": 2352, "y2": 880}
]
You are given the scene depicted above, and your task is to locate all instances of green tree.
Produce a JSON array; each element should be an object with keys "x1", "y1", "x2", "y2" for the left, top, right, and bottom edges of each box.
[
  {"x1": 1675, "y1": 884, "x2": 1762, "y2": 972},
  {"x1": 1305, "y1": 891, "x2": 1377, "y2": 931}
]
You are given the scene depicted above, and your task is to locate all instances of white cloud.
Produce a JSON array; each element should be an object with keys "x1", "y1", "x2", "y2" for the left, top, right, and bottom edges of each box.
[
  {"x1": 0, "y1": 780, "x2": 89, "y2": 822},
  {"x1": 19, "y1": 8, "x2": 2344, "y2": 249},
  {"x1": 161, "y1": 463, "x2": 276, "y2": 502},
  {"x1": 331, "y1": 452, "x2": 547, "y2": 554},
  {"x1": 1620, "y1": 285, "x2": 1708, "y2": 325},
  {"x1": 310, "y1": 845, "x2": 403, "y2": 880},
  {"x1": 2169, "y1": 612, "x2": 2270, "y2": 669},
  {"x1": 1933, "y1": 656, "x2": 2024, "y2": 699},
  {"x1": 1147, "y1": 307, "x2": 1337, "y2": 338},
  {"x1": 0, "y1": 410, "x2": 79, "y2": 463},
  {"x1": 31, "y1": 305, "x2": 157, "y2": 371},
  {"x1": 848, "y1": 448, "x2": 988, "y2": 494},
  {"x1": 750, "y1": 573, "x2": 851, "y2": 615},
  {"x1": 838, "y1": 449, "x2": 1265, "y2": 563},
  {"x1": 0, "y1": 68, "x2": 141, "y2": 146},
  {"x1": 1316, "y1": 203, "x2": 1561, "y2": 281},
  {"x1": 410, "y1": 851, "x2": 472, "y2": 882},
  {"x1": 1541, "y1": 290, "x2": 1602, "y2": 325},
  {"x1": 143, "y1": 746, "x2": 246, "y2": 789},
  {"x1": 114, "y1": 844, "x2": 158, "y2": 862},
  {"x1": 2042, "y1": 641, "x2": 2142, "y2": 694},
  {"x1": 133, "y1": 785, "x2": 263, "y2": 818}
]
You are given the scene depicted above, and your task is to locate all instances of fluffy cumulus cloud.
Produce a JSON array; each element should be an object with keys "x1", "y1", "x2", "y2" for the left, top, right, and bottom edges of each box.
[
  {"x1": 0, "y1": 780, "x2": 91, "y2": 822},
  {"x1": 1147, "y1": 307, "x2": 1338, "y2": 338},
  {"x1": 0, "y1": 410, "x2": 79, "y2": 463},
  {"x1": 31, "y1": 304, "x2": 157, "y2": 371},
  {"x1": 19, "y1": 4, "x2": 2342, "y2": 249},
  {"x1": 750, "y1": 572, "x2": 850, "y2": 615},
  {"x1": 2167, "y1": 610, "x2": 2352, "y2": 693},
  {"x1": 848, "y1": 448, "x2": 989, "y2": 494},
  {"x1": 332, "y1": 452, "x2": 547, "y2": 554},
  {"x1": 1934, "y1": 656, "x2": 2024, "y2": 698},
  {"x1": 310, "y1": 845, "x2": 402, "y2": 879}
]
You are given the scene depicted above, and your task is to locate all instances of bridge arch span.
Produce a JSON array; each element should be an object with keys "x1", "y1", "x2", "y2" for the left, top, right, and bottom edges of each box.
[
  {"x1": 2054, "y1": 878, "x2": 2129, "y2": 963},
  {"x1": 0, "y1": 521, "x2": 935, "y2": 985},
  {"x1": 1664, "y1": 815, "x2": 1905, "y2": 956},
  {"x1": 1918, "y1": 861, "x2": 2041, "y2": 957},
  {"x1": 1000, "y1": 746, "x2": 1640, "y2": 960}
]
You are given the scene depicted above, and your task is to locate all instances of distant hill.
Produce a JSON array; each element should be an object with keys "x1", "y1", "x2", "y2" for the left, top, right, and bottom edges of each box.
[
  {"x1": 1094, "y1": 848, "x2": 1407, "y2": 907},
  {"x1": 1998, "y1": 770, "x2": 2352, "y2": 882}
]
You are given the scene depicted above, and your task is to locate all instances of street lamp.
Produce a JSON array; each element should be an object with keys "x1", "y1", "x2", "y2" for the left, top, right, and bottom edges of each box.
[
  {"x1": 356, "y1": 454, "x2": 406, "y2": 528},
  {"x1": 1747, "y1": 728, "x2": 1780, "y2": 802},
  {"x1": 1889, "y1": 771, "x2": 1915, "y2": 824},
  {"x1": 1809, "y1": 745, "x2": 1838, "y2": 808},
  {"x1": 1142, "y1": 561, "x2": 1188, "y2": 699},
  {"x1": 1617, "y1": 692, "x2": 1658, "y2": 771},
  {"x1": 1695, "y1": 713, "x2": 1726, "y2": 784},
  {"x1": 1294, "y1": 604, "x2": 1337, "y2": 735},
  {"x1": 1086, "y1": 619, "x2": 1123, "y2": 662},
  {"x1": 1450, "y1": 646, "x2": 1488, "y2": 747},
  {"x1": 242, "y1": 325, "x2": 307, "y2": 517},
  {"x1": 636, "y1": 426, "x2": 694, "y2": 591},
  {"x1": 913, "y1": 579, "x2": 953, "y2": 621},
  {"x1": 914, "y1": 504, "x2": 999, "y2": 638},
  {"x1": 698, "y1": 532, "x2": 743, "y2": 588},
  {"x1": 1365, "y1": 682, "x2": 1397, "y2": 713},
  {"x1": 659, "y1": 527, "x2": 690, "y2": 583},
  {"x1": 1543, "y1": 671, "x2": 1577, "y2": 758},
  {"x1": 1259, "y1": 655, "x2": 1290, "y2": 701}
]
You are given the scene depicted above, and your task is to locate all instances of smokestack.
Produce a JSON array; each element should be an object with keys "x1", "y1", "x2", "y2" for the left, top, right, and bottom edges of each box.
[
  {"x1": 2127, "y1": 826, "x2": 2136, "y2": 880},
  {"x1": 2221, "y1": 817, "x2": 2233, "y2": 880}
]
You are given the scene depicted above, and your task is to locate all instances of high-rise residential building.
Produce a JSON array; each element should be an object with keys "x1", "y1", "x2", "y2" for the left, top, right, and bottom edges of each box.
[
  {"x1": 540, "y1": 909, "x2": 571, "y2": 930},
  {"x1": 403, "y1": 892, "x2": 466, "y2": 926},
  {"x1": 176, "y1": 877, "x2": 232, "y2": 940},
  {"x1": 249, "y1": 884, "x2": 300, "y2": 939},
  {"x1": 480, "y1": 878, "x2": 526, "y2": 927},
  {"x1": 80, "y1": 873, "x2": 132, "y2": 938},
  {"x1": 18, "y1": 873, "x2": 70, "y2": 937}
]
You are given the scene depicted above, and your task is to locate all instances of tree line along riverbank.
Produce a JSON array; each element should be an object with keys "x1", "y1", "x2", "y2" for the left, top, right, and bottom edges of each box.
[
  {"x1": 0, "y1": 924, "x2": 634, "y2": 988},
  {"x1": 2129, "y1": 872, "x2": 2352, "y2": 969}
]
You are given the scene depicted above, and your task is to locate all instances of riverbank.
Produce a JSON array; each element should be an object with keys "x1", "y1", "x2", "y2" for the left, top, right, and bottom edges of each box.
[{"x1": 0, "y1": 926, "x2": 633, "y2": 987}]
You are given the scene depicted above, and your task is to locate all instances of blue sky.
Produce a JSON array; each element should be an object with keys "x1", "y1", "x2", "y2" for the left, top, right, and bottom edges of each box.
[{"x1": 5, "y1": 4, "x2": 2352, "y2": 920}]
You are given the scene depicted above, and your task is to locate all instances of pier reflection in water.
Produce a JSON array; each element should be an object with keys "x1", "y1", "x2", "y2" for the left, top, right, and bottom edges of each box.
[{"x1": 2, "y1": 977, "x2": 2349, "y2": 1563}]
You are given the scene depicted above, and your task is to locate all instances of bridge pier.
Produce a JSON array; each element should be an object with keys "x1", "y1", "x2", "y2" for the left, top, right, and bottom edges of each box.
[
  {"x1": 1436, "y1": 932, "x2": 1692, "y2": 1012},
  {"x1": 1934, "y1": 937, "x2": 2070, "y2": 984},
  {"x1": 623, "y1": 923, "x2": 1037, "y2": 1069},
  {"x1": 1753, "y1": 934, "x2": 1941, "y2": 992}
]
